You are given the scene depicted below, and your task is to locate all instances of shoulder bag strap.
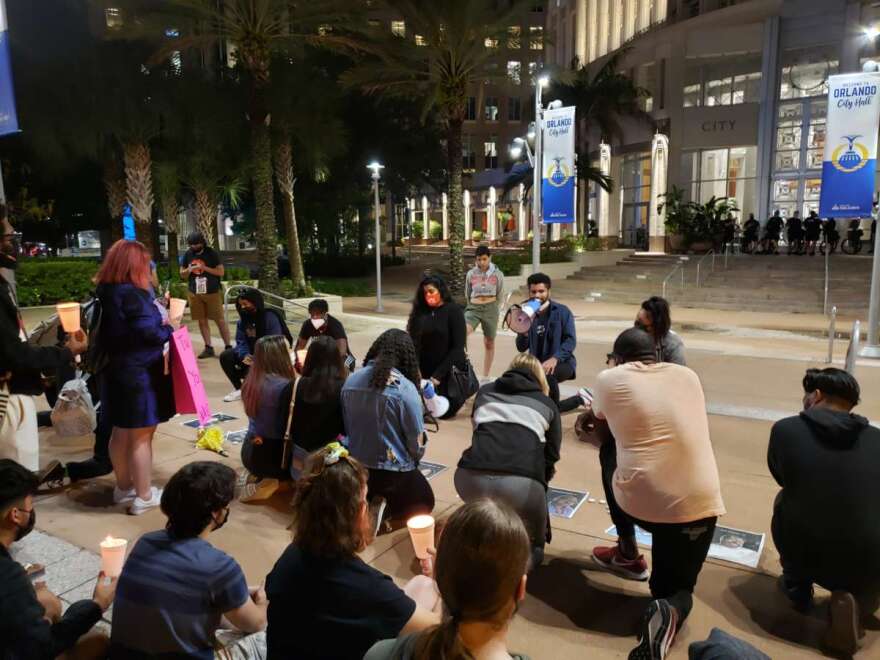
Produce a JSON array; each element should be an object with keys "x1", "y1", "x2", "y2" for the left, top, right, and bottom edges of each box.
[{"x1": 280, "y1": 377, "x2": 301, "y2": 469}]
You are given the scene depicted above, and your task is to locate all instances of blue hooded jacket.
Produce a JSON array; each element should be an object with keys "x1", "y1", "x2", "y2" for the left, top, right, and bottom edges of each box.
[{"x1": 514, "y1": 299, "x2": 577, "y2": 369}]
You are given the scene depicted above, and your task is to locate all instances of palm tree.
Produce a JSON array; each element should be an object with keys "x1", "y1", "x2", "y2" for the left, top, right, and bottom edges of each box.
[
  {"x1": 554, "y1": 50, "x2": 652, "y2": 181},
  {"x1": 154, "y1": 161, "x2": 182, "y2": 268},
  {"x1": 338, "y1": 0, "x2": 535, "y2": 297},
  {"x1": 269, "y1": 53, "x2": 348, "y2": 295},
  {"x1": 123, "y1": 0, "x2": 356, "y2": 293}
]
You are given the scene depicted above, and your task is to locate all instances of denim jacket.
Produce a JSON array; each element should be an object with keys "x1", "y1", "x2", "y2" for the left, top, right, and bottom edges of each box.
[{"x1": 341, "y1": 364, "x2": 425, "y2": 472}]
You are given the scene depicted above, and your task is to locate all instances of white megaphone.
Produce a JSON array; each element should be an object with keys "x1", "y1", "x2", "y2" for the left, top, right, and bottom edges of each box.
[
  {"x1": 505, "y1": 298, "x2": 543, "y2": 334},
  {"x1": 421, "y1": 379, "x2": 450, "y2": 418}
]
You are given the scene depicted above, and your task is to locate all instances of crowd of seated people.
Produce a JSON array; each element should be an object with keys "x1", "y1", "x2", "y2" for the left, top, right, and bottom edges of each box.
[{"x1": 3, "y1": 265, "x2": 879, "y2": 660}]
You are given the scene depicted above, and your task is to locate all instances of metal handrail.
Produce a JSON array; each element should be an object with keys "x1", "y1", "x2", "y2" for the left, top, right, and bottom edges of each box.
[
  {"x1": 661, "y1": 261, "x2": 685, "y2": 299},
  {"x1": 823, "y1": 244, "x2": 830, "y2": 316},
  {"x1": 694, "y1": 250, "x2": 716, "y2": 288},
  {"x1": 845, "y1": 319, "x2": 861, "y2": 375},
  {"x1": 826, "y1": 305, "x2": 837, "y2": 364},
  {"x1": 223, "y1": 283, "x2": 311, "y2": 332}
]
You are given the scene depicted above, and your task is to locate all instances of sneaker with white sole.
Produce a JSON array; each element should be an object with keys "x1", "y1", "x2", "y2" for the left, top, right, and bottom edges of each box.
[
  {"x1": 592, "y1": 545, "x2": 650, "y2": 581},
  {"x1": 223, "y1": 389, "x2": 242, "y2": 402},
  {"x1": 113, "y1": 486, "x2": 137, "y2": 504},
  {"x1": 629, "y1": 599, "x2": 679, "y2": 659},
  {"x1": 128, "y1": 487, "x2": 162, "y2": 516},
  {"x1": 578, "y1": 387, "x2": 594, "y2": 408}
]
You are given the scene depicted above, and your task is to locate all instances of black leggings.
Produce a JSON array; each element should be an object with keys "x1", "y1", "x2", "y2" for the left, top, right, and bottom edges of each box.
[
  {"x1": 220, "y1": 348, "x2": 249, "y2": 390},
  {"x1": 599, "y1": 440, "x2": 716, "y2": 621},
  {"x1": 367, "y1": 467, "x2": 435, "y2": 522}
]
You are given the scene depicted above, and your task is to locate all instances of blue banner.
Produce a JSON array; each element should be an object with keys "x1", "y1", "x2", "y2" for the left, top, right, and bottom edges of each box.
[
  {"x1": 819, "y1": 72, "x2": 880, "y2": 218},
  {"x1": 541, "y1": 106, "x2": 576, "y2": 224},
  {"x1": 0, "y1": 3, "x2": 19, "y2": 137}
]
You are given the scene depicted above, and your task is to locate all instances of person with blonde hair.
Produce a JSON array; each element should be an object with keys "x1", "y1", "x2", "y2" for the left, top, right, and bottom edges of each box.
[
  {"x1": 265, "y1": 443, "x2": 440, "y2": 660},
  {"x1": 454, "y1": 353, "x2": 561, "y2": 569},
  {"x1": 365, "y1": 499, "x2": 531, "y2": 660}
]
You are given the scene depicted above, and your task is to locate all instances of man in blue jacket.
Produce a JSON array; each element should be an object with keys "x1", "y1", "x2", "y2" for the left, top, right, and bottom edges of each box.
[{"x1": 514, "y1": 273, "x2": 580, "y2": 412}]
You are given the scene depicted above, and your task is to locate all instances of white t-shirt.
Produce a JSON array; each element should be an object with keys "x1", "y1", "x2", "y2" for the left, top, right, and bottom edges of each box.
[{"x1": 592, "y1": 362, "x2": 725, "y2": 524}]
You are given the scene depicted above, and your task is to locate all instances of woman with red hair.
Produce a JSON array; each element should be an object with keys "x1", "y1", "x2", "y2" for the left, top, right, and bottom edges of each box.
[{"x1": 94, "y1": 240, "x2": 176, "y2": 515}]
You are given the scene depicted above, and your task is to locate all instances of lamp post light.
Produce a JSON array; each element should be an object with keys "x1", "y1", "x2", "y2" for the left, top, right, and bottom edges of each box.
[{"x1": 367, "y1": 161, "x2": 384, "y2": 312}]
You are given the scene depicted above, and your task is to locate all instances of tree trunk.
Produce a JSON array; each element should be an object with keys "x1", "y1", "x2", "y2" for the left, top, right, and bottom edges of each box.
[
  {"x1": 194, "y1": 189, "x2": 217, "y2": 248},
  {"x1": 273, "y1": 139, "x2": 307, "y2": 294},
  {"x1": 123, "y1": 141, "x2": 155, "y2": 255},
  {"x1": 162, "y1": 198, "x2": 180, "y2": 271},
  {"x1": 251, "y1": 122, "x2": 280, "y2": 293},
  {"x1": 104, "y1": 168, "x2": 126, "y2": 244},
  {"x1": 446, "y1": 118, "x2": 465, "y2": 299}
]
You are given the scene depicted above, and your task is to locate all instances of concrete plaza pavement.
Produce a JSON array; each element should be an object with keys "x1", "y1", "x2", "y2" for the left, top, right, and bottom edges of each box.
[{"x1": 20, "y1": 300, "x2": 880, "y2": 659}]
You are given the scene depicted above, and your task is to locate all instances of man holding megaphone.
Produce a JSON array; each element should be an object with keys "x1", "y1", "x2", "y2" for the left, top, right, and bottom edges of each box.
[{"x1": 513, "y1": 273, "x2": 580, "y2": 412}]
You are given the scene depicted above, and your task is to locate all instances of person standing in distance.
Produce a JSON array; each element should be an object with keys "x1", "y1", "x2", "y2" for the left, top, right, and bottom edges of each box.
[
  {"x1": 464, "y1": 245, "x2": 504, "y2": 379},
  {"x1": 514, "y1": 273, "x2": 579, "y2": 412},
  {"x1": 179, "y1": 232, "x2": 231, "y2": 359}
]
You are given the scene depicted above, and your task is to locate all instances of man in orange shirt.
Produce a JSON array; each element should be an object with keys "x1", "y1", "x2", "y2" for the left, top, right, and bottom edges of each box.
[{"x1": 588, "y1": 327, "x2": 725, "y2": 660}]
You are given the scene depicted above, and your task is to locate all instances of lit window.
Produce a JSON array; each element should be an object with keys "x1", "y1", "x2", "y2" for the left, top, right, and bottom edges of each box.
[
  {"x1": 528, "y1": 61, "x2": 538, "y2": 78},
  {"x1": 507, "y1": 61, "x2": 521, "y2": 85},
  {"x1": 529, "y1": 26, "x2": 543, "y2": 50},
  {"x1": 508, "y1": 26, "x2": 521, "y2": 49},
  {"x1": 165, "y1": 27, "x2": 180, "y2": 38},
  {"x1": 485, "y1": 37, "x2": 498, "y2": 48},
  {"x1": 105, "y1": 7, "x2": 123, "y2": 29},
  {"x1": 170, "y1": 51, "x2": 182, "y2": 75},
  {"x1": 391, "y1": 20, "x2": 406, "y2": 37},
  {"x1": 415, "y1": 34, "x2": 427, "y2": 46},
  {"x1": 318, "y1": 25, "x2": 332, "y2": 36},
  {"x1": 484, "y1": 138, "x2": 498, "y2": 169},
  {"x1": 484, "y1": 97, "x2": 499, "y2": 121}
]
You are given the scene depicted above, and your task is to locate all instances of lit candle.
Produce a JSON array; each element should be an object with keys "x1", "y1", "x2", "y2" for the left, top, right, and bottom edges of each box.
[
  {"x1": 168, "y1": 298, "x2": 187, "y2": 323},
  {"x1": 406, "y1": 515, "x2": 435, "y2": 560},
  {"x1": 99, "y1": 535, "x2": 128, "y2": 577},
  {"x1": 56, "y1": 303, "x2": 81, "y2": 333}
]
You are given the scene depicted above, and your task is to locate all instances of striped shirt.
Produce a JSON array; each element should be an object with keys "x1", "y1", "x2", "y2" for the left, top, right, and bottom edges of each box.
[{"x1": 110, "y1": 530, "x2": 249, "y2": 659}]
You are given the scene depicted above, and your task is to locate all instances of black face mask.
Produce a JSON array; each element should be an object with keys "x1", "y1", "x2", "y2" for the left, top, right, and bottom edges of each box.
[
  {"x1": 213, "y1": 508, "x2": 230, "y2": 532},
  {"x1": 15, "y1": 508, "x2": 35, "y2": 542}
]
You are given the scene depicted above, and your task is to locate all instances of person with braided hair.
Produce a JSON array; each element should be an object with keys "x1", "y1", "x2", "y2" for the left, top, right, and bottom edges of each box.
[
  {"x1": 266, "y1": 443, "x2": 440, "y2": 660},
  {"x1": 365, "y1": 498, "x2": 531, "y2": 660},
  {"x1": 341, "y1": 329, "x2": 435, "y2": 528}
]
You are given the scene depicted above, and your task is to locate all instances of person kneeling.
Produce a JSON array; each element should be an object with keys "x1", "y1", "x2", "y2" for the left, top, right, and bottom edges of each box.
[
  {"x1": 266, "y1": 443, "x2": 440, "y2": 660},
  {"x1": 365, "y1": 499, "x2": 531, "y2": 660},
  {"x1": 455, "y1": 353, "x2": 561, "y2": 570},
  {"x1": 239, "y1": 336, "x2": 296, "y2": 502},
  {"x1": 769, "y1": 368, "x2": 880, "y2": 656},
  {"x1": 110, "y1": 461, "x2": 267, "y2": 658},
  {"x1": 589, "y1": 328, "x2": 725, "y2": 660}
]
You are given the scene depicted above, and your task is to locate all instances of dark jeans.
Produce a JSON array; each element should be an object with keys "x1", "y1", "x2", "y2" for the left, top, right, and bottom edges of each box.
[
  {"x1": 772, "y1": 502, "x2": 880, "y2": 613},
  {"x1": 367, "y1": 467, "x2": 435, "y2": 522},
  {"x1": 547, "y1": 361, "x2": 578, "y2": 412},
  {"x1": 47, "y1": 367, "x2": 112, "y2": 481},
  {"x1": 599, "y1": 439, "x2": 716, "y2": 621},
  {"x1": 220, "y1": 348, "x2": 249, "y2": 390}
]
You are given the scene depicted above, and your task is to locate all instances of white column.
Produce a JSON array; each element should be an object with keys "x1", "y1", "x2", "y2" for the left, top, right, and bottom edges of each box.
[
  {"x1": 653, "y1": 0, "x2": 667, "y2": 24},
  {"x1": 639, "y1": 0, "x2": 652, "y2": 31},
  {"x1": 517, "y1": 183, "x2": 526, "y2": 241},
  {"x1": 649, "y1": 133, "x2": 669, "y2": 253},
  {"x1": 422, "y1": 196, "x2": 430, "y2": 239},
  {"x1": 441, "y1": 192, "x2": 448, "y2": 240},
  {"x1": 464, "y1": 190, "x2": 472, "y2": 239},
  {"x1": 575, "y1": 0, "x2": 587, "y2": 65},
  {"x1": 599, "y1": 142, "x2": 611, "y2": 238},
  {"x1": 488, "y1": 187, "x2": 497, "y2": 241}
]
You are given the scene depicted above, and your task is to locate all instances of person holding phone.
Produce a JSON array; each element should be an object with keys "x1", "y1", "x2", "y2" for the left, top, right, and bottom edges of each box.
[
  {"x1": 296, "y1": 298, "x2": 355, "y2": 372},
  {"x1": 179, "y1": 232, "x2": 231, "y2": 359}
]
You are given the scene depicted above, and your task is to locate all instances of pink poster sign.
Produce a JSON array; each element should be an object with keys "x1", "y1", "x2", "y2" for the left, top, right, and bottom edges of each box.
[{"x1": 170, "y1": 327, "x2": 212, "y2": 426}]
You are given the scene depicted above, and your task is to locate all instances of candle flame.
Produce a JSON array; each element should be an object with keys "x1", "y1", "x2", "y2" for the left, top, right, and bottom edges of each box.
[{"x1": 104, "y1": 535, "x2": 114, "y2": 543}]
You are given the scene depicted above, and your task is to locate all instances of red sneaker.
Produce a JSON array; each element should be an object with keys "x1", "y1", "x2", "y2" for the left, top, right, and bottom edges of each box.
[{"x1": 592, "y1": 545, "x2": 650, "y2": 581}]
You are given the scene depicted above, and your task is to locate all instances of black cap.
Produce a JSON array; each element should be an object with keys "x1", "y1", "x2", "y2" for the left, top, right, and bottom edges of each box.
[{"x1": 187, "y1": 231, "x2": 206, "y2": 246}]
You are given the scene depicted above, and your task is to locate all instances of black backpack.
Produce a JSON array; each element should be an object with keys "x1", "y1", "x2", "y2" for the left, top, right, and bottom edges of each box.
[{"x1": 84, "y1": 297, "x2": 110, "y2": 375}]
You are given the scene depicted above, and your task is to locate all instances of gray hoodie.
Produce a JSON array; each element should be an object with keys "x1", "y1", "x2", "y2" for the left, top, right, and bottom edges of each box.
[{"x1": 465, "y1": 262, "x2": 504, "y2": 303}]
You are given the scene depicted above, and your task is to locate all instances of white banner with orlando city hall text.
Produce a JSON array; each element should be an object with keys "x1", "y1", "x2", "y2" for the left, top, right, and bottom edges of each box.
[
  {"x1": 541, "y1": 106, "x2": 576, "y2": 224},
  {"x1": 819, "y1": 71, "x2": 880, "y2": 218}
]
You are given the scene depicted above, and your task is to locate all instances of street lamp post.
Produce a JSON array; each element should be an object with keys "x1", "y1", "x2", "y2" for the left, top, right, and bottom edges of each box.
[
  {"x1": 367, "y1": 161, "x2": 384, "y2": 312},
  {"x1": 532, "y1": 75, "x2": 549, "y2": 271}
]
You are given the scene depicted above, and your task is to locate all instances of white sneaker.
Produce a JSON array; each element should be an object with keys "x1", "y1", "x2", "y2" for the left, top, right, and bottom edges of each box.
[
  {"x1": 223, "y1": 389, "x2": 242, "y2": 402},
  {"x1": 128, "y1": 487, "x2": 163, "y2": 516},
  {"x1": 578, "y1": 387, "x2": 594, "y2": 408},
  {"x1": 113, "y1": 486, "x2": 136, "y2": 504}
]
